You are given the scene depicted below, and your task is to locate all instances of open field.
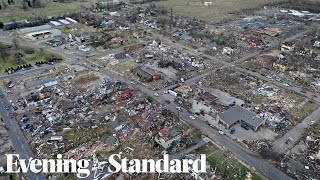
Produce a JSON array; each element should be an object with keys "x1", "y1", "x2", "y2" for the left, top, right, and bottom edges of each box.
[
  {"x1": 144, "y1": 0, "x2": 320, "y2": 23},
  {"x1": 0, "y1": 0, "x2": 93, "y2": 22},
  {"x1": 23, "y1": 47, "x2": 63, "y2": 63},
  {"x1": 196, "y1": 143, "x2": 263, "y2": 180},
  {"x1": 0, "y1": 43, "x2": 63, "y2": 73}
]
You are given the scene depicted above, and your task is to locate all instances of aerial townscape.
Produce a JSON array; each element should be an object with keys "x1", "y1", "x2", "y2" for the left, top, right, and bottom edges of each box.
[{"x1": 0, "y1": 0, "x2": 319, "y2": 179}]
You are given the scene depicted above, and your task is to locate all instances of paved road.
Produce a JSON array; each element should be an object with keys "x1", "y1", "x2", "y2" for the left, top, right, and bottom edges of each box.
[
  {"x1": 157, "y1": 99, "x2": 293, "y2": 180},
  {"x1": 0, "y1": 90, "x2": 45, "y2": 180},
  {"x1": 80, "y1": 60, "x2": 293, "y2": 180},
  {"x1": 272, "y1": 107, "x2": 320, "y2": 153}
]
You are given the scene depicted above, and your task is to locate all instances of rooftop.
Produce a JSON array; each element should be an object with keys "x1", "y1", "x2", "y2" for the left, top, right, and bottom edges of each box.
[{"x1": 219, "y1": 106, "x2": 264, "y2": 129}]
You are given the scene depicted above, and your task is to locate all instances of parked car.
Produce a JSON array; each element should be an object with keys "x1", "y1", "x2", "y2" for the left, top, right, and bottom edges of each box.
[
  {"x1": 8, "y1": 112, "x2": 14, "y2": 119},
  {"x1": 5, "y1": 106, "x2": 10, "y2": 110},
  {"x1": 230, "y1": 128, "x2": 236, "y2": 134},
  {"x1": 241, "y1": 123, "x2": 249, "y2": 130},
  {"x1": 308, "y1": 121, "x2": 315, "y2": 126},
  {"x1": 12, "y1": 106, "x2": 18, "y2": 111},
  {"x1": 218, "y1": 131, "x2": 225, "y2": 135},
  {"x1": 154, "y1": 93, "x2": 159, "y2": 97},
  {"x1": 189, "y1": 116, "x2": 195, "y2": 120},
  {"x1": 176, "y1": 107, "x2": 182, "y2": 111},
  {"x1": 24, "y1": 124, "x2": 30, "y2": 130},
  {"x1": 285, "y1": 138, "x2": 293, "y2": 144},
  {"x1": 283, "y1": 83, "x2": 290, "y2": 87},
  {"x1": 165, "y1": 100, "x2": 171, "y2": 104},
  {"x1": 21, "y1": 116, "x2": 29, "y2": 123}
]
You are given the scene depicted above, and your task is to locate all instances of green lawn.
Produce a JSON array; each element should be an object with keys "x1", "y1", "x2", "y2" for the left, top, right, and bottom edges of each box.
[
  {"x1": 63, "y1": 124, "x2": 111, "y2": 143},
  {"x1": 0, "y1": 0, "x2": 93, "y2": 22},
  {"x1": 196, "y1": 143, "x2": 263, "y2": 180},
  {"x1": 207, "y1": 149, "x2": 226, "y2": 167},
  {"x1": 207, "y1": 151, "x2": 263, "y2": 180},
  {"x1": 24, "y1": 48, "x2": 63, "y2": 63},
  {"x1": 0, "y1": 58, "x2": 27, "y2": 73},
  {"x1": 60, "y1": 27, "x2": 73, "y2": 35},
  {"x1": 0, "y1": 44, "x2": 63, "y2": 73},
  {"x1": 252, "y1": 95, "x2": 267, "y2": 104},
  {"x1": 301, "y1": 102, "x2": 319, "y2": 114}
]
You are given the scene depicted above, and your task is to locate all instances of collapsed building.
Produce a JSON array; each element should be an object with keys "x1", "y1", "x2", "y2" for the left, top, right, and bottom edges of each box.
[
  {"x1": 132, "y1": 66, "x2": 161, "y2": 82},
  {"x1": 155, "y1": 126, "x2": 182, "y2": 149}
]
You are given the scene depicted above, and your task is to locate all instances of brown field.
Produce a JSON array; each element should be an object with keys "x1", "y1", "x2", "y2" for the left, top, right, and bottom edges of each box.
[{"x1": 144, "y1": 0, "x2": 319, "y2": 23}]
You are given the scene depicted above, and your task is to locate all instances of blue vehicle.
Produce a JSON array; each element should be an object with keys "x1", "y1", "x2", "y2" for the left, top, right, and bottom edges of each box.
[{"x1": 230, "y1": 128, "x2": 236, "y2": 134}]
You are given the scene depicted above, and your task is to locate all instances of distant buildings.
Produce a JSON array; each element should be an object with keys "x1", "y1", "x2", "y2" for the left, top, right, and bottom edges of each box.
[
  {"x1": 3, "y1": 17, "x2": 77, "y2": 30},
  {"x1": 17, "y1": 25, "x2": 62, "y2": 40}
]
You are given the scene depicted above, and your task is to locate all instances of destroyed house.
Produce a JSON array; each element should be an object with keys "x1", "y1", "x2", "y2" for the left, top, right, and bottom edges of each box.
[
  {"x1": 173, "y1": 33, "x2": 193, "y2": 40},
  {"x1": 197, "y1": 92, "x2": 218, "y2": 105},
  {"x1": 252, "y1": 56, "x2": 275, "y2": 68},
  {"x1": 217, "y1": 106, "x2": 265, "y2": 131},
  {"x1": 44, "y1": 80, "x2": 59, "y2": 88},
  {"x1": 254, "y1": 28, "x2": 282, "y2": 37},
  {"x1": 281, "y1": 42, "x2": 295, "y2": 52},
  {"x1": 136, "y1": 111, "x2": 156, "y2": 130},
  {"x1": 113, "y1": 88, "x2": 133, "y2": 101},
  {"x1": 132, "y1": 66, "x2": 161, "y2": 82},
  {"x1": 103, "y1": 80, "x2": 121, "y2": 95},
  {"x1": 155, "y1": 127, "x2": 182, "y2": 149},
  {"x1": 59, "y1": 100, "x2": 79, "y2": 111},
  {"x1": 105, "y1": 136, "x2": 119, "y2": 152}
]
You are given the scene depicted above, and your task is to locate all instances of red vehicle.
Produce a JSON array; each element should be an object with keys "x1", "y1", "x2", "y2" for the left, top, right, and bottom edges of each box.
[{"x1": 9, "y1": 112, "x2": 14, "y2": 119}]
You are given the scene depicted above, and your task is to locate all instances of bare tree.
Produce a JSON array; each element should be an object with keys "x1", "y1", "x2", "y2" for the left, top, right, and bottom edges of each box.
[
  {"x1": 32, "y1": 0, "x2": 42, "y2": 8},
  {"x1": 13, "y1": 52, "x2": 23, "y2": 64},
  {"x1": 12, "y1": 38, "x2": 19, "y2": 49},
  {"x1": 170, "y1": 7, "x2": 173, "y2": 25},
  {"x1": 0, "y1": 43, "x2": 8, "y2": 61},
  {"x1": 2, "y1": 0, "x2": 8, "y2": 9},
  {"x1": 21, "y1": 0, "x2": 28, "y2": 10}
]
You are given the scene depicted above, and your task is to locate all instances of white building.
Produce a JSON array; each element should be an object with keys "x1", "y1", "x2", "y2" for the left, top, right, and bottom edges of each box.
[{"x1": 204, "y1": 1, "x2": 213, "y2": 6}]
